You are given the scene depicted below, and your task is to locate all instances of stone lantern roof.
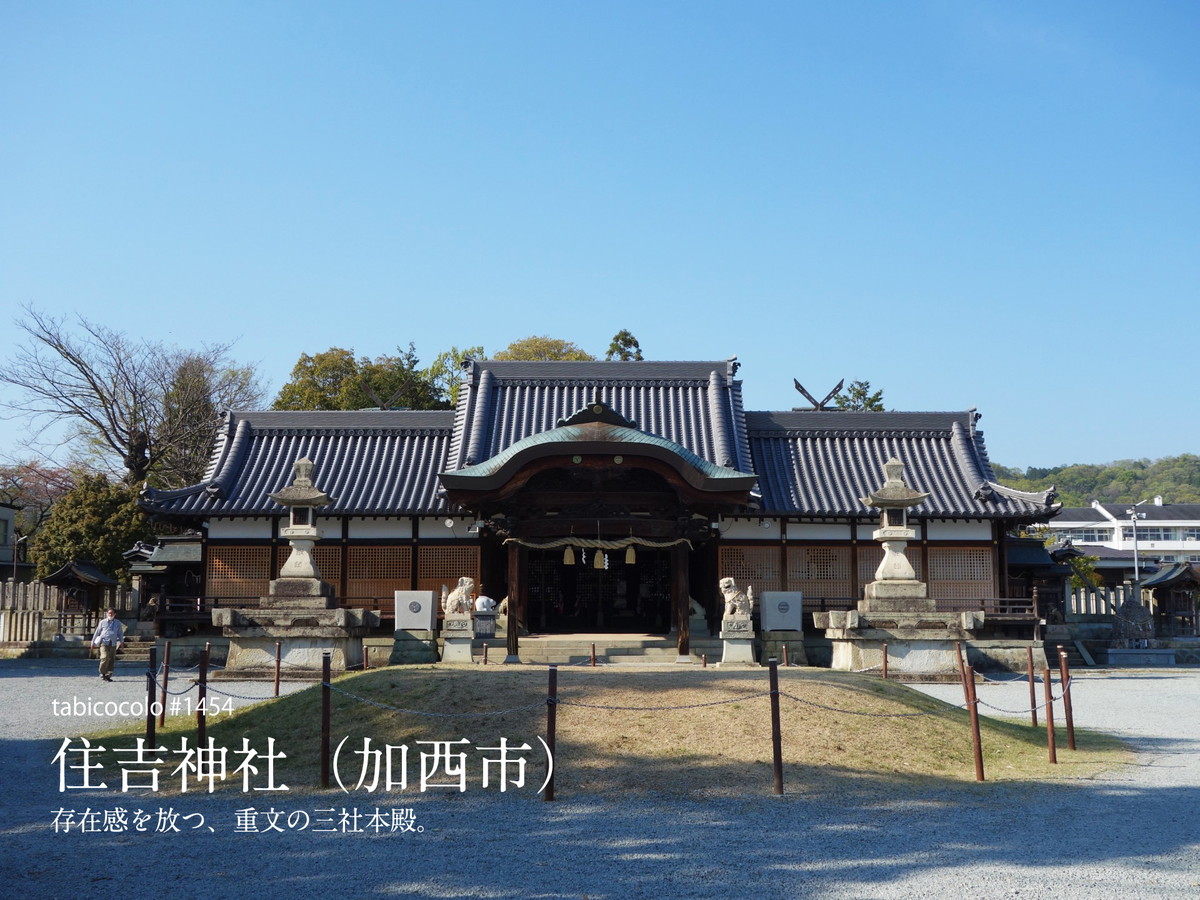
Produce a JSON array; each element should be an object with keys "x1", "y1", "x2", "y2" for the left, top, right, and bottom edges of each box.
[
  {"x1": 859, "y1": 458, "x2": 929, "y2": 511},
  {"x1": 269, "y1": 457, "x2": 333, "y2": 508}
]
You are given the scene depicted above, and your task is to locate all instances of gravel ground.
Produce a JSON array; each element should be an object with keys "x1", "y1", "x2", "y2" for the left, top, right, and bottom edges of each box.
[{"x1": 1, "y1": 658, "x2": 1197, "y2": 899}]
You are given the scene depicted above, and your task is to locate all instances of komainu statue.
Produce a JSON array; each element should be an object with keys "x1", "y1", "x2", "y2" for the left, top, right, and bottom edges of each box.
[
  {"x1": 719, "y1": 577, "x2": 753, "y2": 618},
  {"x1": 444, "y1": 577, "x2": 475, "y2": 616}
]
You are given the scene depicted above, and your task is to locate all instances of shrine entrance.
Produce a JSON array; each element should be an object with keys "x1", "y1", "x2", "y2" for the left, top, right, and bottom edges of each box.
[
  {"x1": 525, "y1": 548, "x2": 672, "y2": 634},
  {"x1": 438, "y1": 401, "x2": 757, "y2": 656}
]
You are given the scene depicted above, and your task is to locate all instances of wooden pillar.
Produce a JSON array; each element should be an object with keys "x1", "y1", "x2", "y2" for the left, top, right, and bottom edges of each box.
[
  {"x1": 673, "y1": 544, "x2": 690, "y2": 657},
  {"x1": 994, "y1": 521, "x2": 1007, "y2": 598},
  {"x1": 506, "y1": 541, "x2": 521, "y2": 661}
]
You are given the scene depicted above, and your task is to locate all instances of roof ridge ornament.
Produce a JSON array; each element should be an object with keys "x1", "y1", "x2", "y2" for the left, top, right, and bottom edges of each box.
[
  {"x1": 557, "y1": 400, "x2": 638, "y2": 430},
  {"x1": 793, "y1": 378, "x2": 844, "y2": 410}
]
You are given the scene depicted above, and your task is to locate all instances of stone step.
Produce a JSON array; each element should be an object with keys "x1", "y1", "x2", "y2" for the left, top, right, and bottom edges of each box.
[{"x1": 479, "y1": 637, "x2": 726, "y2": 666}]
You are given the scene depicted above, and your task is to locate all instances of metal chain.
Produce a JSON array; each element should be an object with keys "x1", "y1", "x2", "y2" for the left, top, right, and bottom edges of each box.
[
  {"x1": 975, "y1": 675, "x2": 1073, "y2": 715},
  {"x1": 324, "y1": 682, "x2": 546, "y2": 719},
  {"x1": 554, "y1": 690, "x2": 775, "y2": 712},
  {"x1": 202, "y1": 683, "x2": 287, "y2": 701},
  {"x1": 776, "y1": 689, "x2": 966, "y2": 718}
]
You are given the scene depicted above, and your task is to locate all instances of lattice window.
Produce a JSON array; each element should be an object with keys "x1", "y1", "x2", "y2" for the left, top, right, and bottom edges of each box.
[
  {"x1": 857, "y1": 545, "x2": 923, "y2": 585},
  {"x1": 718, "y1": 545, "x2": 782, "y2": 593},
  {"x1": 207, "y1": 546, "x2": 271, "y2": 599},
  {"x1": 346, "y1": 546, "x2": 413, "y2": 603},
  {"x1": 927, "y1": 547, "x2": 993, "y2": 599},
  {"x1": 417, "y1": 545, "x2": 480, "y2": 596},
  {"x1": 275, "y1": 544, "x2": 342, "y2": 584},
  {"x1": 787, "y1": 546, "x2": 852, "y2": 599}
]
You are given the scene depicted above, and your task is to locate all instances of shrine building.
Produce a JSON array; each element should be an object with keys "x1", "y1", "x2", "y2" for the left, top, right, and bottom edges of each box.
[{"x1": 139, "y1": 359, "x2": 1060, "y2": 661}]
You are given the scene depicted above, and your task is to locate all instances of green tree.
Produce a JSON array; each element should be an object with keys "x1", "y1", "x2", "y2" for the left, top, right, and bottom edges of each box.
[
  {"x1": 273, "y1": 344, "x2": 449, "y2": 411},
  {"x1": 425, "y1": 345, "x2": 485, "y2": 407},
  {"x1": 493, "y1": 335, "x2": 596, "y2": 361},
  {"x1": 834, "y1": 379, "x2": 885, "y2": 411},
  {"x1": 605, "y1": 329, "x2": 644, "y2": 361},
  {"x1": 991, "y1": 454, "x2": 1200, "y2": 506},
  {"x1": 28, "y1": 473, "x2": 153, "y2": 584}
]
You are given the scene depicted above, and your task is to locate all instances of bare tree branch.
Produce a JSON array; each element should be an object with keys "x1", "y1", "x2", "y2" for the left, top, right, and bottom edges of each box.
[{"x1": 0, "y1": 304, "x2": 264, "y2": 486}]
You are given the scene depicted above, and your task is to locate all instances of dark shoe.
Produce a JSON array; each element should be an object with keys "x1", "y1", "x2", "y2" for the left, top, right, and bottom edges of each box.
[{"x1": 102, "y1": 675, "x2": 113, "y2": 682}]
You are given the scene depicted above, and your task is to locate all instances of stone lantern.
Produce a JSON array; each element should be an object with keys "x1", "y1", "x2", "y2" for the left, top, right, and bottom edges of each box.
[
  {"x1": 860, "y1": 457, "x2": 929, "y2": 606},
  {"x1": 211, "y1": 455, "x2": 379, "y2": 680},
  {"x1": 269, "y1": 457, "x2": 333, "y2": 583}
]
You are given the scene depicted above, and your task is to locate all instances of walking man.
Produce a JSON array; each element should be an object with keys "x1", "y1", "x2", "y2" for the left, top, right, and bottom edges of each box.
[{"x1": 91, "y1": 608, "x2": 125, "y2": 682}]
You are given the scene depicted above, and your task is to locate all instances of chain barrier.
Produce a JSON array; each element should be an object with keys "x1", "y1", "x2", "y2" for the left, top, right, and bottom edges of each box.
[
  {"x1": 140, "y1": 654, "x2": 1078, "y2": 729},
  {"x1": 972, "y1": 675, "x2": 1074, "y2": 715},
  {"x1": 777, "y1": 688, "x2": 967, "y2": 718},
  {"x1": 325, "y1": 682, "x2": 547, "y2": 719},
  {"x1": 554, "y1": 690, "x2": 775, "y2": 712},
  {"x1": 975, "y1": 670, "x2": 1030, "y2": 684},
  {"x1": 202, "y1": 683, "x2": 289, "y2": 702}
]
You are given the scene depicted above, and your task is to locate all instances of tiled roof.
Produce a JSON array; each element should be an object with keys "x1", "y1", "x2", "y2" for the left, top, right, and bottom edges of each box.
[
  {"x1": 141, "y1": 365, "x2": 1055, "y2": 524},
  {"x1": 448, "y1": 359, "x2": 752, "y2": 474},
  {"x1": 1058, "y1": 503, "x2": 1200, "y2": 524},
  {"x1": 1142, "y1": 562, "x2": 1200, "y2": 587},
  {"x1": 142, "y1": 410, "x2": 455, "y2": 516},
  {"x1": 745, "y1": 410, "x2": 1059, "y2": 520}
]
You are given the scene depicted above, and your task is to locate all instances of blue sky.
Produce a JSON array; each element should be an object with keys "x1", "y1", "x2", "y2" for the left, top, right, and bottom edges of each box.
[{"x1": 1, "y1": 1, "x2": 1196, "y2": 472}]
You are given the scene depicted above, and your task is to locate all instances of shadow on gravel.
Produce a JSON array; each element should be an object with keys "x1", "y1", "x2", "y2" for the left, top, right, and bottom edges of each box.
[{"x1": 3, "y1": 728, "x2": 1198, "y2": 900}]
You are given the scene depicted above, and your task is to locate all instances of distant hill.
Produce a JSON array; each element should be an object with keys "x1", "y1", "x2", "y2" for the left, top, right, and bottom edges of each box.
[{"x1": 991, "y1": 454, "x2": 1200, "y2": 507}]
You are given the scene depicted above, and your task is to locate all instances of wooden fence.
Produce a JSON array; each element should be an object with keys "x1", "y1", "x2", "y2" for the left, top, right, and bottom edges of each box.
[
  {"x1": 0, "y1": 580, "x2": 135, "y2": 613},
  {"x1": 0, "y1": 581, "x2": 137, "y2": 641}
]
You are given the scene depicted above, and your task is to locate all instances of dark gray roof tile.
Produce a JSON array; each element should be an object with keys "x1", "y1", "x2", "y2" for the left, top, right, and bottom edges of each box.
[{"x1": 746, "y1": 410, "x2": 1057, "y2": 519}]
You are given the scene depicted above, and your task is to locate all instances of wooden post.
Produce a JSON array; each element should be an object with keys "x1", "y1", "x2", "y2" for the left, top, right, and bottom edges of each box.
[
  {"x1": 590, "y1": 642, "x2": 596, "y2": 667},
  {"x1": 320, "y1": 652, "x2": 331, "y2": 789},
  {"x1": 881, "y1": 642, "x2": 888, "y2": 680},
  {"x1": 197, "y1": 641, "x2": 210, "y2": 745},
  {"x1": 1044, "y1": 668, "x2": 1057, "y2": 764},
  {"x1": 545, "y1": 665, "x2": 558, "y2": 802},
  {"x1": 673, "y1": 545, "x2": 690, "y2": 658},
  {"x1": 965, "y1": 664, "x2": 984, "y2": 782},
  {"x1": 274, "y1": 641, "x2": 282, "y2": 698},
  {"x1": 482, "y1": 643, "x2": 489, "y2": 665},
  {"x1": 145, "y1": 645, "x2": 157, "y2": 747},
  {"x1": 955, "y1": 642, "x2": 969, "y2": 704},
  {"x1": 782, "y1": 644, "x2": 789, "y2": 668},
  {"x1": 158, "y1": 640, "x2": 172, "y2": 728},
  {"x1": 1058, "y1": 648, "x2": 1076, "y2": 751},
  {"x1": 506, "y1": 542, "x2": 521, "y2": 662},
  {"x1": 769, "y1": 658, "x2": 784, "y2": 796},
  {"x1": 1026, "y1": 646, "x2": 1038, "y2": 729}
]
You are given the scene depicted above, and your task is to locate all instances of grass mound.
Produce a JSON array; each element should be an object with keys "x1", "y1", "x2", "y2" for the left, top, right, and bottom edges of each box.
[{"x1": 92, "y1": 666, "x2": 1127, "y2": 798}]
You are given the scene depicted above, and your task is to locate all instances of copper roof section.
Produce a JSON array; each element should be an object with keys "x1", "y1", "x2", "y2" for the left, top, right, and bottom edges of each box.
[{"x1": 440, "y1": 401, "x2": 758, "y2": 496}]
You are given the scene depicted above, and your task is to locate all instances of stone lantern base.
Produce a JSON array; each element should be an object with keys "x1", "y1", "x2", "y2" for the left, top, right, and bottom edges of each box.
[{"x1": 212, "y1": 578, "x2": 380, "y2": 680}]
